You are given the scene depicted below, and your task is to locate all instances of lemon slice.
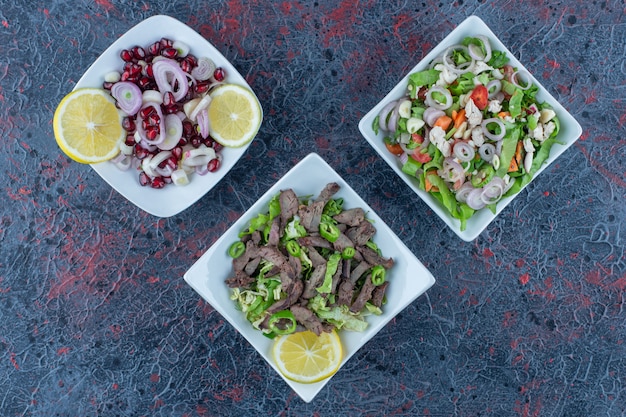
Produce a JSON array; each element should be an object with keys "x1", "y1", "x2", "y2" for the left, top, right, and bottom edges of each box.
[
  {"x1": 208, "y1": 84, "x2": 261, "y2": 147},
  {"x1": 272, "y1": 330, "x2": 343, "y2": 383},
  {"x1": 53, "y1": 88, "x2": 124, "y2": 163}
]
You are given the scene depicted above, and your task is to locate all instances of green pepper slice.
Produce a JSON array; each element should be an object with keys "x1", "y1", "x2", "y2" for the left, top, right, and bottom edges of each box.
[
  {"x1": 371, "y1": 265, "x2": 386, "y2": 286},
  {"x1": 286, "y1": 240, "x2": 301, "y2": 257},
  {"x1": 341, "y1": 247, "x2": 356, "y2": 259},
  {"x1": 228, "y1": 241, "x2": 245, "y2": 258},
  {"x1": 268, "y1": 310, "x2": 297, "y2": 335},
  {"x1": 319, "y1": 222, "x2": 340, "y2": 243}
]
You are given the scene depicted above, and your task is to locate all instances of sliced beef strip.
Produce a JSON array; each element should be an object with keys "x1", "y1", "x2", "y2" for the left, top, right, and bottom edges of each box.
[
  {"x1": 298, "y1": 235, "x2": 332, "y2": 250},
  {"x1": 359, "y1": 245, "x2": 394, "y2": 270},
  {"x1": 290, "y1": 305, "x2": 326, "y2": 336},
  {"x1": 330, "y1": 264, "x2": 343, "y2": 294},
  {"x1": 350, "y1": 274, "x2": 376, "y2": 313},
  {"x1": 301, "y1": 263, "x2": 327, "y2": 299},
  {"x1": 345, "y1": 220, "x2": 376, "y2": 246},
  {"x1": 267, "y1": 216, "x2": 281, "y2": 246},
  {"x1": 225, "y1": 270, "x2": 256, "y2": 289},
  {"x1": 349, "y1": 260, "x2": 371, "y2": 283},
  {"x1": 370, "y1": 281, "x2": 389, "y2": 308},
  {"x1": 333, "y1": 207, "x2": 365, "y2": 227},
  {"x1": 266, "y1": 279, "x2": 304, "y2": 314},
  {"x1": 315, "y1": 182, "x2": 340, "y2": 203},
  {"x1": 232, "y1": 240, "x2": 259, "y2": 273},
  {"x1": 279, "y1": 188, "x2": 299, "y2": 225},
  {"x1": 332, "y1": 232, "x2": 354, "y2": 253},
  {"x1": 244, "y1": 256, "x2": 261, "y2": 276},
  {"x1": 288, "y1": 254, "x2": 302, "y2": 278},
  {"x1": 298, "y1": 201, "x2": 324, "y2": 232},
  {"x1": 337, "y1": 279, "x2": 354, "y2": 306},
  {"x1": 341, "y1": 258, "x2": 351, "y2": 279},
  {"x1": 250, "y1": 230, "x2": 262, "y2": 245},
  {"x1": 306, "y1": 246, "x2": 327, "y2": 268}
]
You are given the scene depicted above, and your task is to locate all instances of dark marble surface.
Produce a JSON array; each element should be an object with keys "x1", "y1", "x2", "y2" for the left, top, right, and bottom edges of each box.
[{"x1": 1, "y1": 1, "x2": 625, "y2": 416}]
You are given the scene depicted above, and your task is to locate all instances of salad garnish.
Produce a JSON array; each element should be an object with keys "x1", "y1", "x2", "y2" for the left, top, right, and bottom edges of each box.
[
  {"x1": 226, "y1": 183, "x2": 394, "y2": 338},
  {"x1": 373, "y1": 35, "x2": 561, "y2": 231}
]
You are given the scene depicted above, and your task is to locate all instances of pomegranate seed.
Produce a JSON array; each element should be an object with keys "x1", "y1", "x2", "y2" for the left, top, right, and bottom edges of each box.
[
  {"x1": 171, "y1": 146, "x2": 183, "y2": 160},
  {"x1": 144, "y1": 63, "x2": 154, "y2": 78},
  {"x1": 120, "y1": 49, "x2": 134, "y2": 62},
  {"x1": 202, "y1": 136, "x2": 215, "y2": 147},
  {"x1": 135, "y1": 144, "x2": 150, "y2": 159},
  {"x1": 125, "y1": 135, "x2": 136, "y2": 146},
  {"x1": 213, "y1": 67, "x2": 226, "y2": 82},
  {"x1": 182, "y1": 120, "x2": 194, "y2": 137},
  {"x1": 102, "y1": 81, "x2": 114, "y2": 90},
  {"x1": 213, "y1": 142, "x2": 223, "y2": 153},
  {"x1": 131, "y1": 46, "x2": 146, "y2": 60},
  {"x1": 161, "y1": 47, "x2": 178, "y2": 59},
  {"x1": 166, "y1": 156, "x2": 178, "y2": 170},
  {"x1": 177, "y1": 137, "x2": 188, "y2": 147},
  {"x1": 137, "y1": 76, "x2": 152, "y2": 89},
  {"x1": 148, "y1": 41, "x2": 161, "y2": 56},
  {"x1": 185, "y1": 54, "x2": 198, "y2": 67},
  {"x1": 145, "y1": 126, "x2": 159, "y2": 141},
  {"x1": 148, "y1": 113, "x2": 161, "y2": 126},
  {"x1": 160, "y1": 37, "x2": 173, "y2": 48},
  {"x1": 129, "y1": 63, "x2": 142, "y2": 76},
  {"x1": 207, "y1": 158, "x2": 221, "y2": 172},
  {"x1": 140, "y1": 106, "x2": 155, "y2": 119},
  {"x1": 195, "y1": 80, "x2": 211, "y2": 94},
  {"x1": 163, "y1": 91, "x2": 175, "y2": 107},
  {"x1": 190, "y1": 135, "x2": 202, "y2": 148},
  {"x1": 151, "y1": 176, "x2": 165, "y2": 188},
  {"x1": 139, "y1": 172, "x2": 151, "y2": 186},
  {"x1": 180, "y1": 60, "x2": 193, "y2": 73},
  {"x1": 122, "y1": 117, "x2": 136, "y2": 132}
]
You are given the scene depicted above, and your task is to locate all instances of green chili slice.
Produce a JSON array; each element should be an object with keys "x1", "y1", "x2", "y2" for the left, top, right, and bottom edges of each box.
[
  {"x1": 286, "y1": 240, "x2": 301, "y2": 257},
  {"x1": 371, "y1": 265, "x2": 386, "y2": 286},
  {"x1": 268, "y1": 310, "x2": 297, "y2": 335},
  {"x1": 341, "y1": 247, "x2": 356, "y2": 259},
  {"x1": 319, "y1": 222, "x2": 340, "y2": 243},
  {"x1": 228, "y1": 241, "x2": 245, "y2": 258}
]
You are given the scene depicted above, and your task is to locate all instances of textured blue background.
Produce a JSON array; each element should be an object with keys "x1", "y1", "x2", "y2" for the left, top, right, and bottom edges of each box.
[{"x1": 1, "y1": 1, "x2": 625, "y2": 416}]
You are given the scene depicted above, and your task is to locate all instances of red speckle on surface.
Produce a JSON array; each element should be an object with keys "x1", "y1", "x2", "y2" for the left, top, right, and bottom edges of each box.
[
  {"x1": 149, "y1": 373, "x2": 160, "y2": 383},
  {"x1": 321, "y1": 0, "x2": 363, "y2": 47},
  {"x1": 9, "y1": 352, "x2": 19, "y2": 370},
  {"x1": 519, "y1": 273, "x2": 530, "y2": 285},
  {"x1": 1, "y1": 20, "x2": 8, "y2": 28},
  {"x1": 146, "y1": 276, "x2": 159, "y2": 284},
  {"x1": 94, "y1": 0, "x2": 115, "y2": 12},
  {"x1": 503, "y1": 310, "x2": 516, "y2": 327},
  {"x1": 57, "y1": 347, "x2": 71, "y2": 355},
  {"x1": 577, "y1": 144, "x2": 626, "y2": 188},
  {"x1": 483, "y1": 248, "x2": 494, "y2": 258}
]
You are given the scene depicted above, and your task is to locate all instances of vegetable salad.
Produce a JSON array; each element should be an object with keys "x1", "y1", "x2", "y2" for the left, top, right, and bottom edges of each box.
[{"x1": 373, "y1": 35, "x2": 561, "y2": 231}]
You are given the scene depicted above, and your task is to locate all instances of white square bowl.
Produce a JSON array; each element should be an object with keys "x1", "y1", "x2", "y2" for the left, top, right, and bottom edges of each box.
[
  {"x1": 184, "y1": 153, "x2": 436, "y2": 402},
  {"x1": 73, "y1": 15, "x2": 262, "y2": 217},
  {"x1": 358, "y1": 15, "x2": 582, "y2": 241}
]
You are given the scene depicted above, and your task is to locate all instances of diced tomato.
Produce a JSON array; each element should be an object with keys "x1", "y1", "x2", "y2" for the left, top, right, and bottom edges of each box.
[
  {"x1": 384, "y1": 142, "x2": 403, "y2": 156},
  {"x1": 411, "y1": 133, "x2": 424, "y2": 144},
  {"x1": 469, "y1": 85, "x2": 488, "y2": 110},
  {"x1": 410, "y1": 149, "x2": 432, "y2": 163}
]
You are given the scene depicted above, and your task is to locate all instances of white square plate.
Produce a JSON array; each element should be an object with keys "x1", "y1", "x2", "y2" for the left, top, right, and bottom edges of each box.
[
  {"x1": 184, "y1": 153, "x2": 436, "y2": 402},
  {"x1": 358, "y1": 15, "x2": 582, "y2": 241},
  {"x1": 74, "y1": 15, "x2": 262, "y2": 217}
]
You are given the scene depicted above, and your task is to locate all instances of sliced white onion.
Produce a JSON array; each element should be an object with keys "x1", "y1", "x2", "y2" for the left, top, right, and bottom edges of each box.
[
  {"x1": 511, "y1": 70, "x2": 532, "y2": 90},
  {"x1": 481, "y1": 118, "x2": 506, "y2": 141},
  {"x1": 425, "y1": 86, "x2": 453, "y2": 110},
  {"x1": 439, "y1": 157, "x2": 465, "y2": 184},
  {"x1": 111, "y1": 81, "x2": 143, "y2": 116},
  {"x1": 478, "y1": 143, "x2": 496, "y2": 162},
  {"x1": 152, "y1": 58, "x2": 189, "y2": 102},
  {"x1": 455, "y1": 182, "x2": 475, "y2": 203},
  {"x1": 196, "y1": 108, "x2": 210, "y2": 139},
  {"x1": 159, "y1": 114, "x2": 183, "y2": 150},
  {"x1": 191, "y1": 57, "x2": 216, "y2": 81},
  {"x1": 442, "y1": 45, "x2": 475, "y2": 74},
  {"x1": 453, "y1": 141, "x2": 475, "y2": 162},
  {"x1": 142, "y1": 90, "x2": 163, "y2": 104},
  {"x1": 377, "y1": 100, "x2": 397, "y2": 132},
  {"x1": 182, "y1": 145, "x2": 216, "y2": 167},
  {"x1": 486, "y1": 79, "x2": 502, "y2": 99},
  {"x1": 480, "y1": 177, "x2": 504, "y2": 205},
  {"x1": 172, "y1": 40, "x2": 190, "y2": 57},
  {"x1": 423, "y1": 107, "x2": 445, "y2": 127},
  {"x1": 466, "y1": 188, "x2": 486, "y2": 210},
  {"x1": 189, "y1": 95, "x2": 212, "y2": 122}
]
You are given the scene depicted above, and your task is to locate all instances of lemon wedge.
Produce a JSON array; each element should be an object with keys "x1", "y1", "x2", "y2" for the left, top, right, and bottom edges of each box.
[
  {"x1": 53, "y1": 88, "x2": 124, "y2": 163},
  {"x1": 272, "y1": 329, "x2": 343, "y2": 384},
  {"x1": 208, "y1": 84, "x2": 261, "y2": 147}
]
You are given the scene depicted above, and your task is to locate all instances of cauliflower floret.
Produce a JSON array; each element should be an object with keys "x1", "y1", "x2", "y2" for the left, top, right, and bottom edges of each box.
[
  {"x1": 472, "y1": 60, "x2": 494, "y2": 75},
  {"x1": 487, "y1": 100, "x2": 502, "y2": 114},
  {"x1": 543, "y1": 121, "x2": 556, "y2": 140},
  {"x1": 465, "y1": 99, "x2": 483, "y2": 128},
  {"x1": 434, "y1": 63, "x2": 458, "y2": 86},
  {"x1": 471, "y1": 126, "x2": 485, "y2": 146},
  {"x1": 523, "y1": 137, "x2": 535, "y2": 153},
  {"x1": 532, "y1": 123, "x2": 544, "y2": 140},
  {"x1": 429, "y1": 126, "x2": 451, "y2": 157}
]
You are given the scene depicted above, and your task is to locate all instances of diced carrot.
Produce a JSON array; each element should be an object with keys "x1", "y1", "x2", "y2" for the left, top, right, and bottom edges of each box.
[
  {"x1": 424, "y1": 170, "x2": 439, "y2": 192},
  {"x1": 453, "y1": 109, "x2": 466, "y2": 129},
  {"x1": 385, "y1": 142, "x2": 403, "y2": 156},
  {"x1": 508, "y1": 141, "x2": 524, "y2": 172},
  {"x1": 433, "y1": 115, "x2": 453, "y2": 131},
  {"x1": 497, "y1": 111, "x2": 510, "y2": 119}
]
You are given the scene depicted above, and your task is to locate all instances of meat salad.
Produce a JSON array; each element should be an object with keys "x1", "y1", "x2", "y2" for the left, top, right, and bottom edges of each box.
[{"x1": 226, "y1": 182, "x2": 394, "y2": 338}]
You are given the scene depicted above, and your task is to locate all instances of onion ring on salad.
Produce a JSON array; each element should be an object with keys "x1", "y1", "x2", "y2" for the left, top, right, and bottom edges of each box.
[
  {"x1": 442, "y1": 45, "x2": 475, "y2": 74},
  {"x1": 425, "y1": 86, "x2": 453, "y2": 110},
  {"x1": 481, "y1": 118, "x2": 506, "y2": 141}
]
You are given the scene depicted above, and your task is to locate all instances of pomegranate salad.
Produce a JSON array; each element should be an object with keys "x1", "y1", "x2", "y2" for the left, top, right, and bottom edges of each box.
[
  {"x1": 373, "y1": 36, "x2": 561, "y2": 231},
  {"x1": 103, "y1": 37, "x2": 228, "y2": 189},
  {"x1": 225, "y1": 183, "x2": 394, "y2": 338}
]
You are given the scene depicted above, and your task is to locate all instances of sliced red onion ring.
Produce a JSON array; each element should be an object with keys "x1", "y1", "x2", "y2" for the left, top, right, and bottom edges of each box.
[
  {"x1": 152, "y1": 58, "x2": 189, "y2": 102},
  {"x1": 478, "y1": 143, "x2": 496, "y2": 162},
  {"x1": 439, "y1": 157, "x2": 465, "y2": 184},
  {"x1": 453, "y1": 141, "x2": 475, "y2": 162},
  {"x1": 387, "y1": 106, "x2": 400, "y2": 133},
  {"x1": 425, "y1": 86, "x2": 453, "y2": 110},
  {"x1": 182, "y1": 145, "x2": 216, "y2": 167},
  {"x1": 486, "y1": 79, "x2": 502, "y2": 99},
  {"x1": 466, "y1": 188, "x2": 486, "y2": 210},
  {"x1": 511, "y1": 70, "x2": 532, "y2": 90},
  {"x1": 442, "y1": 45, "x2": 475, "y2": 74},
  {"x1": 398, "y1": 152, "x2": 408, "y2": 165},
  {"x1": 191, "y1": 57, "x2": 216, "y2": 81},
  {"x1": 159, "y1": 114, "x2": 183, "y2": 150},
  {"x1": 111, "y1": 81, "x2": 142, "y2": 116},
  {"x1": 455, "y1": 182, "x2": 475, "y2": 203},
  {"x1": 196, "y1": 108, "x2": 210, "y2": 139},
  {"x1": 111, "y1": 153, "x2": 132, "y2": 171},
  {"x1": 377, "y1": 100, "x2": 397, "y2": 132},
  {"x1": 423, "y1": 107, "x2": 446, "y2": 127},
  {"x1": 135, "y1": 102, "x2": 166, "y2": 145},
  {"x1": 481, "y1": 118, "x2": 506, "y2": 141},
  {"x1": 480, "y1": 177, "x2": 505, "y2": 205},
  {"x1": 467, "y1": 36, "x2": 492, "y2": 62}
]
